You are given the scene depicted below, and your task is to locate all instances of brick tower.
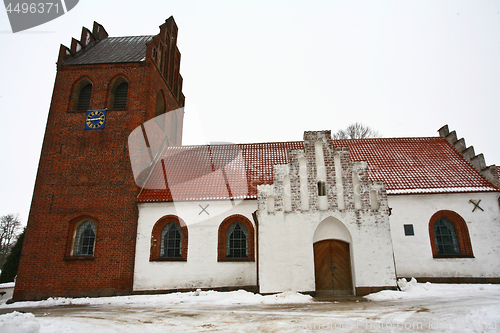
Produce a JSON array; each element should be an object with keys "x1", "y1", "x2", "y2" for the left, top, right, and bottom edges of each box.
[{"x1": 14, "y1": 17, "x2": 185, "y2": 300}]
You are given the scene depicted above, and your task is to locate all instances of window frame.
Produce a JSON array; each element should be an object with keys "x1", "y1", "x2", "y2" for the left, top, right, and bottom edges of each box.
[
  {"x1": 160, "y1": 221, "x2": 183, "y2": 258},
  {"x1": 73, "y1": 220, "x2": 97, "y2": 256},
  {"x1": 404, "y1": 224, "x2": 415, "y2": 236},
  {"x1": 218, "y1": 215, "x2": 255, "y2": 262},
  {"x1": 150, "y1": 215, "x2": 188, "y2": 261},
  {"x1": 428, "y1": 210, "x2": 474, "y2": 259},
  {"x1": 226, "y1": 222, "x2": 248, "y2": 259},
  {"x1": 65, "y1": 217, "x2": 98, "y2": 260}
]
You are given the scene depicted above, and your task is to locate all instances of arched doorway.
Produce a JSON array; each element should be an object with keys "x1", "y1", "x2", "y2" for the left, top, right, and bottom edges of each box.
[
  {"x1": 313, "y1": 217, "x2": 353, "y2": 295},
  {"x1": 314, "y1": 239, "x2": 353, "y2": 295}
]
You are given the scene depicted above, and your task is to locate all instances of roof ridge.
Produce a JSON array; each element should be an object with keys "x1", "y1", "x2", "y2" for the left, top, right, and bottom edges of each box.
[
  {"x1": 106, "y1": 35, "x2": 155, "y2": 39},
  {"x1": 163, "y1": 141, "x2": 304, "y2": 148},
  {"x1": 167, "y1": 136, "x2": 442, "y2": 149},
  {"x1": 332, "y1": 136, "x2": 441, "y2": 141}
]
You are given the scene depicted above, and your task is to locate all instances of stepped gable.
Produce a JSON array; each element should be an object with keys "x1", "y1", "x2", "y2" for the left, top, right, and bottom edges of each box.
[
  {"x1": 137, "y1": 131, "x2": 498, "y2": 203},
  {"x1": 57, "y1": 21, "x2": 152, "y2": 65},
  {"x1": 439, "y1": 124, "x2": 499, "y2": 188},
  {"x1": 57, "y1": 17, "x2": 185, "y2": 106}
]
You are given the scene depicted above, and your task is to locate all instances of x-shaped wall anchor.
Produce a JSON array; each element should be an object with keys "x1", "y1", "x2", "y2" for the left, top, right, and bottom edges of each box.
[
  {"x1": 199, "y1": 204, "x2": 209, "y2": 215},
  {"x1": 469, "y1": 199, "x2": 484, "y2": 212}
]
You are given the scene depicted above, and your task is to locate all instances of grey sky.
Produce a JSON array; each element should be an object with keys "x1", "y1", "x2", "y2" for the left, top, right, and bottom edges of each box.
[{"x1": 1, "y1": 0, "x2": 499, "y2": 223}]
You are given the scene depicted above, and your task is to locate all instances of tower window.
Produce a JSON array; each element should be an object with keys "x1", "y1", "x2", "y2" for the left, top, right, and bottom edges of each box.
[
  {"x1": 73, "y1": 220, "x2": 96, "y2": 256},
  {"x1": 71, "y1": 79, "x2": 93, "y2": 111},
  {"x1": 155, "y1": 91, "x2": 166, "y2": 129},
  {"x1": 76, "y1": 83, "x2": 92, "y2": 110},
  {"x1": 110, "y1": 80, "x2": 129, "y2": 109}
]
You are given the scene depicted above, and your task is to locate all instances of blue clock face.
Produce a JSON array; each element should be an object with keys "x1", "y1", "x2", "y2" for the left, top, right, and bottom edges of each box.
[{"x1": 85, "y1": 110, "x2": 106, "y2": 129}]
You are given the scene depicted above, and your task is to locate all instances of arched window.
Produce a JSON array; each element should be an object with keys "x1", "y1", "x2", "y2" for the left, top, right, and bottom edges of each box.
[
  {"x1": 73, "y1": 220, "x2": 96, "y2": 256},
  {"x1": 226, "y1": 222, "x2": 248, "y2": 258},
  {"x1": 72, "y1": 79, "x2": 93, "y2": 111},
  {"x1": 434, "y1": 218, "x2": 460, "y2": 255},
  {"x1": 150, "y1": 215, "x2": 188, "y2": 261},
  {"x1": 109, "y1": 78, "x2": 129, "y2": 109},
  {"x1": 218, "y1": 215, "x2": 255, "y2": 262},
  {"x1": 429, "y1": 210, "x2": 474, "y2": 258},
  {"x1": 161, "y1": 222, "x2": 182, "y2": 258},
  {"x1": 155, "y1": 91, "x2": 165, "y2": 129}
]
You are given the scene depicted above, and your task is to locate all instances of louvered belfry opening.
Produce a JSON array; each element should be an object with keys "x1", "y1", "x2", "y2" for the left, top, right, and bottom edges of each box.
[
  {"x1": 77, "y1": 83, "x2": 92, "y2": 110},
  {"x1": 113, "y1": 82, "x2": 128, "y2": 109}
]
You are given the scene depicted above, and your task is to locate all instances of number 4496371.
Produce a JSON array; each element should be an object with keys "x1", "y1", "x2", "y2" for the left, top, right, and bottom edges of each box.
[{"x1": 5, "y1": 3, "x2": 59, "y2": 14}]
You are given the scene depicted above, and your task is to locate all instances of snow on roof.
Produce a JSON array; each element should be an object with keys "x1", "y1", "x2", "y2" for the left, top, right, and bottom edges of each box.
[{"x1": 137, "y1": 137, "x2": 499, "y2": 203}]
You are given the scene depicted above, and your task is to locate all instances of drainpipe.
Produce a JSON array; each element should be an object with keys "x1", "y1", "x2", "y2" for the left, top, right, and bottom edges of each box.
[
  {"x1": 392, "y1": 250, "x2": 401, "y2": 291},
  {"x1": 252, "y1": 211, "x2": 260, "y2": 293}
]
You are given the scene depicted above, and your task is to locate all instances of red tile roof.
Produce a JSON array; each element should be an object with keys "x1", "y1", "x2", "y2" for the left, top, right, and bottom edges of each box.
[{"x1": 137, "y1": 137, "x2": 498, "y2": 202}]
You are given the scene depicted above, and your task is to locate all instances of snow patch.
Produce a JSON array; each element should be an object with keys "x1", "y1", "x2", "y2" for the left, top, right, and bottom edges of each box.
[
  {"x1": 365, "y1": 277, "x2": 500, "y2": 301},
  {"x1": 0, "y1": 311, "x2": 40, "y2": 333},
  {"x1": 0, "y1": 289, "x2": 313, "y2": 309},
  {"x1": 0, "y1": 284, "x2": 498, "y2": 332},
  {"x1": 0, "y1": 282, "x2": 15, "y2": 289}
]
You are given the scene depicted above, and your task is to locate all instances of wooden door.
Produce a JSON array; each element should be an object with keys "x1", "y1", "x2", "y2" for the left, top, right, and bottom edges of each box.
[{"x1": 314, "y1": 239, "x2": 353, "y2": 295}]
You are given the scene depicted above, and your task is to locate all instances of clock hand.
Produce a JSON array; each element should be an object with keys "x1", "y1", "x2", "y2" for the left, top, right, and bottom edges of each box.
[{"x1": 88, "y1": 116, "x2": 104, "y2": 121}]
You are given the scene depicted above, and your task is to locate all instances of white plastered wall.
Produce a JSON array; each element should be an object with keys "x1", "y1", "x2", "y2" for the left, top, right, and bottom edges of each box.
[
  {"x1": 133, "y1": 200, "x2": 257, "y2": 292},
  {"x1": 388, "y1": 192, "x2": 500, "y2": 278},
  {"x1": 257, "y1": 209, "x2": 397, "y2": 294}
]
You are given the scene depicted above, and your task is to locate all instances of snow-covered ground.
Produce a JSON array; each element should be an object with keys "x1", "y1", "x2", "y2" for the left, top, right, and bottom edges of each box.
[{"x1": 0, "y1": 279, "x2": 498, "y2": 332}]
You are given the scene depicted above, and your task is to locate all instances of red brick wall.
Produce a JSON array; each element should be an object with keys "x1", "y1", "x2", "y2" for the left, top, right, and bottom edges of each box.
[{"x1": 15, "y1": 24, "x2": 184, "y2": 300}]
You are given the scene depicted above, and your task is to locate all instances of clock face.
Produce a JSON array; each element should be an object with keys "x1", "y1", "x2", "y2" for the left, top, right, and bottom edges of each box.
[{"x1": 85, "y1": 110, "x2": 106, "y2": 129}]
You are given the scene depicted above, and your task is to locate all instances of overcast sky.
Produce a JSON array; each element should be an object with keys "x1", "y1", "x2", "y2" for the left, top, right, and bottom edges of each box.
[{"x1": 1, "y1": 0, "x2": 499, "y2": 223}]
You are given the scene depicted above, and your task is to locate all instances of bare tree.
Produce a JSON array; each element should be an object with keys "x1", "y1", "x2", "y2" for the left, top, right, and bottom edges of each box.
[
  {"x1": 332, "y1": 122, "x2": 380, "y2": 139},
  {"x1": 0, "y1": 214, "x2": 22, "y2": 269}
]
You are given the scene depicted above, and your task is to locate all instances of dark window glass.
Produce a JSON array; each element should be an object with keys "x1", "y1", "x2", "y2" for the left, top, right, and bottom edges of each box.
[
  {"x1": 404, "y1": 224, "x2": 414, "y2": 236},
  {"x1": 161, "y1": 222, "x2": 182, "y2": 258},
  {"x1": 77, "y1": 84, "x2": 92, "y2": 110},
  {"x1": 318, "y1": 181, "x2": 326, "y2": 196},
  {"x1": 434, "y1": 218, "x2": 460, "y2": 255},
  {"x1": 227, "y1": 222, "x2": 248, "y2": 258},
  {"x1": 113, "y1": 82, "x2": 128, "y2": 109},
  {"x1": 155, "y1": 91, "x2": 165, "y2": 129},
  {"x1": 74, "y1": 220, "x2": 96, "y2": 256}
]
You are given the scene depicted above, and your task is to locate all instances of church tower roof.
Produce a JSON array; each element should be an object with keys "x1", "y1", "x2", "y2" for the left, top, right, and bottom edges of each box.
[{"x1": 62, "y1": 35, "x2": 153, "y2": 65}]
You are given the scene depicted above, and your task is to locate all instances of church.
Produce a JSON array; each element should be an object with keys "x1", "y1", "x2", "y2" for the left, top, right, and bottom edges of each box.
[{"x1": 14, "y1": 18, "x2": 500, "y2": 301}]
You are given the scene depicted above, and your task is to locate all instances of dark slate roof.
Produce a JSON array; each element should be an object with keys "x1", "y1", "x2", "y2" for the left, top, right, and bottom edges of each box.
[
  {"x1": 137, "y1": 137, "x2": 499, "y2": 203},
  {"x1": 63, "y1": 36, "x2": 153, "y2": 65}
]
